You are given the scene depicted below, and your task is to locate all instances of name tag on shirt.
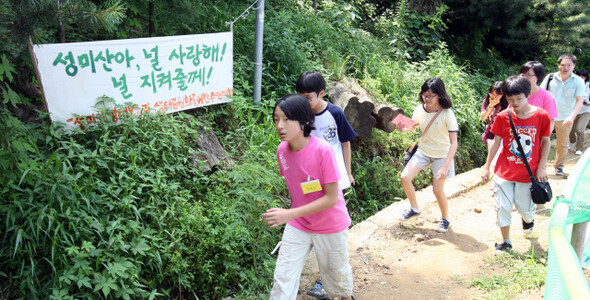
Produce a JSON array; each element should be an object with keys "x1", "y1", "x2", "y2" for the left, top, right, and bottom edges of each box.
[{"x1": 301, "y1": 179, "x2": 322, "y2": 194}]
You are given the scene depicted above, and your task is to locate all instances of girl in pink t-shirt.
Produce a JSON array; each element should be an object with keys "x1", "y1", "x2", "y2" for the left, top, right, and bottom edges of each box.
[
  {"x1": 519, "y1": 61, "x2": 558, "y2": 127},
  {"x1": 263, "y1": 94, "x2": 354, "y2": 300},
  {"x1": 481, "y1": 81, "x2": 508, "y2": 149}
]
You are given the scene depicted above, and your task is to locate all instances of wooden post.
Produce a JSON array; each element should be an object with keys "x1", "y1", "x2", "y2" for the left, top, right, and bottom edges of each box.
[
  {"x1": 27, "y1": 36, "x2": 49, "y2": 113},
  {"x1": 571, "y1": 222, "x2": 588, "y2": 264}
]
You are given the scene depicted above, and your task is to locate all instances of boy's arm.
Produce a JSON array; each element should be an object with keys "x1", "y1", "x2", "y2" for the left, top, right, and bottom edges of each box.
[
  {"x1": 535, "y1": 136, "x2": 551, "y2": 182},
  {"x1": 435, "y1": 131, "x2": 458, "y2": 180},
  {"x1": 262, "y1": 182, "x2": 339, "y2": 229},
  {"x1": 342, "y1": 141, "x2": 354, "y2": 185},
  {"x1": 481, "y1": 135, "x2": 502, "y2": 183}
]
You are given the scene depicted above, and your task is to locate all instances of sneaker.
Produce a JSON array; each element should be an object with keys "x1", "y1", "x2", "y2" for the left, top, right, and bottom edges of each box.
[
  {"x1": 555, "y1": 167, "x2": 564, "y2": 176},
  {"x1": 436, "y1": 218, "x2": 450, "y2": 233},
  {"x1": 523, "y1": 219, "x2": 534, "y2": 234},
  {"x1": 307, "y1": 279, "x2": 329, "y2": 299},
  {"x1": 576, "y1": 150, "x2": 583, "y2": 155},
  {"x1": 494, "y1": 242, "x2": 512, "y2": 253},
  {"x1": 569, "y1": 142, "x2": 575, "y2": 151},
  {"x1": 399, "y1": 208, "x2": 420, "y2": 221}
]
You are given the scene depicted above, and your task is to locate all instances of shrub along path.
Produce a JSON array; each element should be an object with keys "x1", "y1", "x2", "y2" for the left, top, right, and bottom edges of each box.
[{"x1": 297, "y1": 140, "x2": 590, "y2": 299}]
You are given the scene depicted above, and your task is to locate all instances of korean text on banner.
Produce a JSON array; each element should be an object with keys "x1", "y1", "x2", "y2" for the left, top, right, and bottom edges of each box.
[{"x1": 32, "y1": 32, "x2": 233, "y2": 129}]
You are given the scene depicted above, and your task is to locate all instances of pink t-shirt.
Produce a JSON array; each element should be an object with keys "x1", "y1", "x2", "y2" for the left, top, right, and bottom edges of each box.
[
  {"x1": 277, "y1": 136, "x2": 351, "y2": 234},
  {"x1": 491, "y1": 108, "x2": 551, "y2": 183},
  {"x1": 527, "y1": 88, "x2": 558, "y2": 119}
]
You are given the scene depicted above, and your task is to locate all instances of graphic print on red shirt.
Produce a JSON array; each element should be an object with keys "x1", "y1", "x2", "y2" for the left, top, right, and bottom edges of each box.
[{"x1": 490, "y1": 109, "x2": 551, "y2": 183}]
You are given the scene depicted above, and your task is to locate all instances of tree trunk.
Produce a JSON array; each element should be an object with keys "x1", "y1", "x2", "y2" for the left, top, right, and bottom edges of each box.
[
  {"x1": 408, "y1": 0, "x2": 441, "y2": 14},
  {"x1": 58, "y1": 0, "x2": 65, "y2": 43},
  {"x1": 148, "y1": 1, "x2": 155, "y2": 37},
  {"x1": 373, "y1": 104, "x2": 404, "y2": 133},
  {"x1": 189, "y1": 124, "x2": 233, "y2": 174},
  {"x1": 329, "y1": 82, "x2": 376, "y2": 138}
]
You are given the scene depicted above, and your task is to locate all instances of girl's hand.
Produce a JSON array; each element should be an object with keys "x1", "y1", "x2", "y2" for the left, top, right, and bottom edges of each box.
[
  {"x1": 348, "y1": 173, "x2": 356, "y2": 186},
  {"x1": 262, "y1": 208, "x2": 292, "y2": 229},
  {"x1": 398, "y1": 122, "x2": 419, "y2": 132},
  {"x1": 435, "y1": 168, "x2": 448, "y2": 180},
  {"x1": 489, "y1": 95, "x2": 501, "y2": 107}
]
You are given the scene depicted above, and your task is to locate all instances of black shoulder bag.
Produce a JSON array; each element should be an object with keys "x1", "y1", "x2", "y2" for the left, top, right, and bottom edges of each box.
[{"x1": 508, "y1": 111, "x2": 553, "y2": 204}]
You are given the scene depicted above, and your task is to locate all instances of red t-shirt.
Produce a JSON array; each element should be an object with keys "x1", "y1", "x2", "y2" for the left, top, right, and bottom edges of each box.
[{"x1": 490, "y1": 108, "x2": 551, "y2": 183}]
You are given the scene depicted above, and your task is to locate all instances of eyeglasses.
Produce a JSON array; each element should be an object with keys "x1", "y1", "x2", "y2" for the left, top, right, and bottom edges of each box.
[
  {"x1": 521, "y1": 73, "x2": 536, "y2": 78},
  {"x1": 421, "y1": 94, "x2": 438, "y2": 99}
]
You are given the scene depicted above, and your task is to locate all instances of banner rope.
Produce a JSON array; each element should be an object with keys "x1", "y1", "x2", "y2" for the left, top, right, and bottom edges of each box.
[{"x1": 226, "y1": 0, "x2": 261, "y2": 32}]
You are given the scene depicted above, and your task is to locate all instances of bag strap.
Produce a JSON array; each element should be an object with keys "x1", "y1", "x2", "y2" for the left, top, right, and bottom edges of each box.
[
  {"x1": 544, "y1": 73, "x2": 554, "y2": 92},
  {"x1": 508, "y1": 110, "x2": 536, "y2": 182},
  {"x1": 420, "y1": 108, "x2": 443, "y2": 138}
]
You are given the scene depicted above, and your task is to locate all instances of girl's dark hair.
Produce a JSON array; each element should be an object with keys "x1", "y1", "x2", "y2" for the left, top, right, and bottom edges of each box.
[
  {"x1": 274, "y1": 94, "x2": 315, "y2": 137},
  {"x1": 576, "y1": 69, "x2": 590, "y2": 82},
  {"x1": 295, "y1": 71, "x2": 326, "y2": 96},
  {"x1": 519, "y1": 61, "x2": 546, "y2": 82},
  {"x1": 483, "y1": 81, "x2": 508, "y2": 110},
  {"x1": 502, "y1": 75, "x2": 531, "y2": 97},
  {"x1": 419, "y1": 77, "x2": 452, "y2": 109}
]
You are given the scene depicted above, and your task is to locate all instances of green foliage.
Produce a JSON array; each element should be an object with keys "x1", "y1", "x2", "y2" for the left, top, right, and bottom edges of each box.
[
  {"x1": 0, "y1": 102, "x2": 282, "y2": 298},
  {"x1": 468, "y1": 249, "x2": 547, "y2": 299},
  {"x1": 388, "y1": 0, "x2": 449, "y2": 60},
  {"x1": 444, "y1": 0, "x2": 532, "y2": 60},
  {"x1": 0, "y1": 54, "x2": 25, "y2": 107},
  {"x1": 0, "y1": 0, "x2": 543, "y2": 297},
  {"x1": 85, "y1": 0, "x2": 127, "y2": 33},
  {"x1": 347, "y1": 150, "x2": 405, "y2": 223},
  {"x1": 528, "y1": 0, "x2": 590, "y2": 56},
  {"x1": 444, "y1": 0, "x2": 590, "y2": 72}
]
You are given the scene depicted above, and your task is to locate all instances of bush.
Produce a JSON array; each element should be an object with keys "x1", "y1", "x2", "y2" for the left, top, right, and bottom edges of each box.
[
  {"x1": 0, "y1": 105, "x2": 284, "y2": 299},
  {"x1": 0, "y1": 1, "x2": 517, "y2": 298}
]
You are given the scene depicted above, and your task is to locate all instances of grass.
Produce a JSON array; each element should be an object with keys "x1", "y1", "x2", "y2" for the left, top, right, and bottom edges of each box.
[{"x1": 466, "y1": 246, "x2": 547, "y2": 299}]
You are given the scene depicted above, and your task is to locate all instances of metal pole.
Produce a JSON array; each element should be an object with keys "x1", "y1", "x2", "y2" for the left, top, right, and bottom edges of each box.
[
  {"x1": 253, "y1": 0, "x2": 264, "y2": 103},
  {"x1": 571, "y1": 222, "x2": 588, "y2": 264}
]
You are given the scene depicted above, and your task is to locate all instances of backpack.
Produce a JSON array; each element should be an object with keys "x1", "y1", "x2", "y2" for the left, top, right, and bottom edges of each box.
[{"x1": 543, "y1": 73, "x2": 554, "y2": 92}]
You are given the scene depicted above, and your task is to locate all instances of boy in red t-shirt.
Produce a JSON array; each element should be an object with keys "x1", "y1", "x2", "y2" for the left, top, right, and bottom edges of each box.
[{"x1": 481, "y1": 76, "x2": 551, "y2": 253}]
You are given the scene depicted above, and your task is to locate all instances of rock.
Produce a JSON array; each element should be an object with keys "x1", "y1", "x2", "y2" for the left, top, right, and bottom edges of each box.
[
  {"x1": 474, "y1": 208, "x2": 482, "y2": 213},
  {"x1": 414, "y1": 234, "x2": 426, "y2": 242}
]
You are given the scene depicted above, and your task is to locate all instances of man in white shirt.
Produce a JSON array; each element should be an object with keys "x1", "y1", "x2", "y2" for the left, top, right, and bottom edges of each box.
[{"x1": 540, "y1": 54, "x2": 585, "y2": 176}]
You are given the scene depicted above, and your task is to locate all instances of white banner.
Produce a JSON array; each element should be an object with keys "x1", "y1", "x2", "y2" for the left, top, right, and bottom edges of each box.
[{"x1": 32, "y1": 32, "x2": 233, "y2": 129}]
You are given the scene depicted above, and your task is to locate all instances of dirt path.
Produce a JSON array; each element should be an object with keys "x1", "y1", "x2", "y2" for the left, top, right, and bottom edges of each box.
[{"x1": 297, "y1": 146, "x2": 589, "y2": 299}]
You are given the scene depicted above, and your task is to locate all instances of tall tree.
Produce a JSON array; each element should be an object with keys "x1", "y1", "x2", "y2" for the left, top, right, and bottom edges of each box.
[
  {"x1": 0, "y1": 0, "x2": 126, "y2": 102},
  {"x1": 443, "y1": 0, "x2": 590, "y2": 63}
]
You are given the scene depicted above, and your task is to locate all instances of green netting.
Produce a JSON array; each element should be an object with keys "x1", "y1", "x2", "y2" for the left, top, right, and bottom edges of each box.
[
  {"x1": 544, "y1": 150, "x2": 590, "y2": 299},
  {"x1": 560, "y1": 149, "x2": 590, "y2": 224}
]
